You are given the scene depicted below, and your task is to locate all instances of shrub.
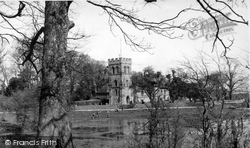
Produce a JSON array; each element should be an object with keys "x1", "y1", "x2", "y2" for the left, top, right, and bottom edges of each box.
[
  {"x1": 10, "y1": 88, "x2": 39, "y2": 132},
  {"x1": 118, "y1": 104, "x2": 135, "y2": 109}
]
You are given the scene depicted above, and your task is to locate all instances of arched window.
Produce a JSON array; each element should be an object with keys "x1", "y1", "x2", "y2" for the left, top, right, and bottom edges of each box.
[
  {"x1": 126, "y1": 96, "x2": 130, "y2": 104},
  {"x1": 114, "y1": 80, "x2": 118, "y2": 87},
  {"x1": 112, "y1": 67, "x2": 115, "y2": 74},
  {"x1": 124, "y1": 66, "x2": 127, "y2": 74},
  {"x1": 115, "y1": 89, "x2": 118, "y2": 96},
  {"x1": 127, "y1": 66, "x2": 130, "y2": 74},
  {"x1": 116, "y1": 66, "x2": 119, "y2": 74}
]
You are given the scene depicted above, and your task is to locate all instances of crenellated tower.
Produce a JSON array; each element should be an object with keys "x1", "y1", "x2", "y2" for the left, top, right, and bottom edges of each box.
[{"x1": 108, "y1": 57, "x2": 133, "y2": 105}]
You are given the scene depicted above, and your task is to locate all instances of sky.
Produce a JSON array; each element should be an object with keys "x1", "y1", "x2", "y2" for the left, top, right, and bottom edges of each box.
[
  {"x1": 67, "y1": 0, "x2": 250, "y2": 74},
  {"x1": 0, "y1": 0, "x2": 249, "y2": 75}
]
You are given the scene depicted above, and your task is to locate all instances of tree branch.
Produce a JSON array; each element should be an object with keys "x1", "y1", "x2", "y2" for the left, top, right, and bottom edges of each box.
[
  {"x1": 87, "y1": 0, "x2": 203, "y2": 51},
  {"x1": 197, "y1": 0, "x2": 247, "y2": 57},
  {"x1": 22, "y1": 27, "x2": 44, "y2": 73},
  {"x1": 215, "y1": 0, "x2": 248, "y2": 25},
  {"x1": 0, "y1": 1, "x2": 25, "y2": 18}
]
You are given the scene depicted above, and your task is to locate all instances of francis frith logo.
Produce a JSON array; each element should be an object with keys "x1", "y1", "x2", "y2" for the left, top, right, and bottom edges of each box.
[{"x1": 188, "y1": 12, "x2": 237, "y2": 40}]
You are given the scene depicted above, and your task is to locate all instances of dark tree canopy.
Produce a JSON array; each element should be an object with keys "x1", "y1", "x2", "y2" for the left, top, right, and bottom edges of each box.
[{"x1": 131, "y1": 66, "x2": 167, "y2": 99}]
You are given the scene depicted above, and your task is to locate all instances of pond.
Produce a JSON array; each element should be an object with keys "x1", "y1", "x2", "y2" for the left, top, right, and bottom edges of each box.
[
  {"x1": 1, "y1": 110, "x2": 250, "y2": 148},
  {"x1": 72, "y1": 116, "x2": 149, "y2": 148},
  {"x1": 0, "y1": 111, "x2": 149, "y2": 148}
]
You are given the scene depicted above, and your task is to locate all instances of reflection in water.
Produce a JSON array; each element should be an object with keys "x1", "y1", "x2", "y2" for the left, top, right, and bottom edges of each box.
[
  {"x1": 122, "y1": 119, "x2": 148, "y2": 136},
  {"x1": 2, "y1": 114, "x2": 250, "y2": 148},
  {"x1": 0, "y1": 117, "x2": 149, "y2": 148},
  {"x1": 97, "y1": 118, "x2": 148, "y2": 139},
  {"x1": 73, "y1": 117, "x2": 148, "y2": 140}
]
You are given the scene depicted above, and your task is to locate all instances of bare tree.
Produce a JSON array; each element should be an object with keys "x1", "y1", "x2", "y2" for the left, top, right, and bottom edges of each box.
[
  {"x1": 128, "y1": 67, "x2": 186, "y2": 148},
  {"x1": 181, "y1": 51, "x2": 222, "y2": 148},
  {"x1": 0, "y1": 47, "x2": 10, "y2": 95},
  {"x1": 207, "y1": 50, "x2": 249, "y2": 106},
  {"x1": 0, "y1": 2, "x2": 87, "y2": 147},
  {"x1": 181, "y1": 50, "x2": 249, "y2": 147},
  {"x1": 31, "y1": 2, "x2": 75, "y2": 147},
  {"x1": 223, "y1": 58, "x2": 248, "y2": 100},
  {"x1": 0, "y1": 1, "x2": 248, "y2": 148}
]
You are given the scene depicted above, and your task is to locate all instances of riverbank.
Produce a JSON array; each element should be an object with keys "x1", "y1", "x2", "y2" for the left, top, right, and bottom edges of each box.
[
  {"x1": 69, "y1": 105, "x2": 250, "y2": 148},
  {"x1": 0, "y1": 99, "x2": 249, "y2": 148}
]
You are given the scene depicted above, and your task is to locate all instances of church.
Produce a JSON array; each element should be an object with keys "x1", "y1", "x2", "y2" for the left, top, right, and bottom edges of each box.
[
  {"x1": 107, "y1": 57, "x2": 169, "y2": 105},
  {"x1": 107, "y1": 57, "x2": 133, "y2": 105},
  {"x1": 81, "y1": 57, "x2": 169, "y2": 106}
]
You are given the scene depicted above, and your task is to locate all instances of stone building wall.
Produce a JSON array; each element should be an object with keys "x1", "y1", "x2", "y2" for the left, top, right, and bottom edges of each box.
[{"x1": 108, "y1": 57, "x2": 133, "y2": 105}]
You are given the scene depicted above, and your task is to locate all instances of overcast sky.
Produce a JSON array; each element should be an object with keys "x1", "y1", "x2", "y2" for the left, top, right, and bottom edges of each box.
[
  {"x1": 1, "y1": 0, "x2": 249, "y2": 74},
  {"x1": 67, "y1": 0, "x2": 249, "y2": 73}
]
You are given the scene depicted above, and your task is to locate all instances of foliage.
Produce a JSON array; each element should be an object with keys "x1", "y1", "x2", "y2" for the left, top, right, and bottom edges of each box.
[
  {"x1": 0, "y1": 95, "x2": 15, "y2": 113},
  {"x1": 11, "y1": 88, "x2": 39, "y2": 131},
  {"x1": 5, "y1": 65, "x2": 39, "y2": 96},
  {"x1": 65, "y1": 52, "x2": 108, "y2": 101},
  {"x1": 129, "y1": 67, "x2": 186, "y2": 148},
  {"x1": 5, "y1": 77, "x2": 26, "y2": 96},
  {"x1": 131, "y1": 66, "x2": 167, "y2": 99},
  {"x1": 118, "y1": 103, "x2": 135, "y2": 109},
  {"x1": 166, "y1": 70, "x2": 203, "y2": 103},
  {"x1": 0, "y1": 88, "x2": 39, "y2": 132}
]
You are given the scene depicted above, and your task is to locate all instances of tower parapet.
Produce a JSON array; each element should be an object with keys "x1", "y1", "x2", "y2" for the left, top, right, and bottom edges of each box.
[{"x1": 108, "y1": 57, "x2": 132, "y2": 65}]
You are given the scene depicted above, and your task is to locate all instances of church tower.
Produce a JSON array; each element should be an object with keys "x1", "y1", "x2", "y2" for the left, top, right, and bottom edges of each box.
[{"x1": 108, "y1": 57, "x2": 133, "y2": 105}]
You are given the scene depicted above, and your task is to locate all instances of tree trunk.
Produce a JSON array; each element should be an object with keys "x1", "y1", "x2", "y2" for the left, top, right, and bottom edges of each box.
[
  {"x1": 37, "y1": 1, "x2": 73, "y2": 148},
  {"x1": 228, "y1": 89, "x2": 233, "y2": 100}
]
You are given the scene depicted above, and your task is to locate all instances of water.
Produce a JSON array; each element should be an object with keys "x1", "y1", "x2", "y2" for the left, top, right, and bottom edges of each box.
[
  {"x1": 72, "y1": 118, "x2": 148, "y2": 148},
  {"x1": 1, "y1": 111, "x2": 250, "y2": 148},
  {"x1": 0, "y1": 112, "x2": 148, "y2": 148}
]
